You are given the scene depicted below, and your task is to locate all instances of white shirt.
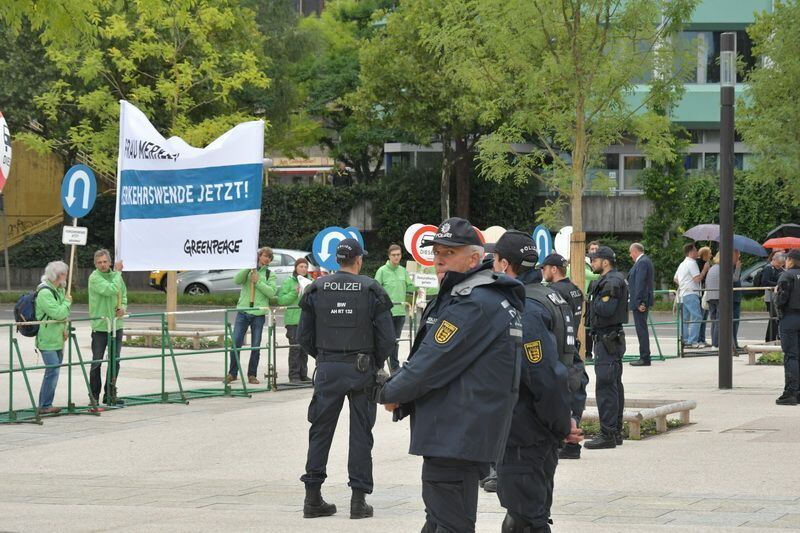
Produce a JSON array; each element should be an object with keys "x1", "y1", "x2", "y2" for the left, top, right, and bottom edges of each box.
[{"x1": 674, "y1": 257, "x2": 701, "y2": 299}]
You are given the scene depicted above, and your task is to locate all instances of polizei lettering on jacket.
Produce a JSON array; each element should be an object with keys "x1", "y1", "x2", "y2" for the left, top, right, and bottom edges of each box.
[{"x1": 323, "y1": 281, "x2": 362, "y2": 291}]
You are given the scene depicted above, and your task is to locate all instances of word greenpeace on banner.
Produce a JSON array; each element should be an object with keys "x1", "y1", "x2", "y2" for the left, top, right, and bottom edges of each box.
[
  {"x1": 183, "y1": 239, "x2": 243, "y2": 257},
  {"x1": 123, "y1": 138, "x2": 179, "y2": 161}
]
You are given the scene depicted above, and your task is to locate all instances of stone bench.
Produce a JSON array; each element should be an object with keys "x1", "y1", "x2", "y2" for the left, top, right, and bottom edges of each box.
[
  {"x1": 582, "y1": 399, "x2": 696, "y2": 440},
  {"x1": 744, "y1": 342, "x2": 782, "y2": 365},
  {"x1": 124, "y1": 327, "x2": 228, "y2": 350}
]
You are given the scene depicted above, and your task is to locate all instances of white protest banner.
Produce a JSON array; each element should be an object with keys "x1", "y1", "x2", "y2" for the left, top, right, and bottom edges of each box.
[{"x1": 115, "y1": 101, "x2": 264, "y2": 270}]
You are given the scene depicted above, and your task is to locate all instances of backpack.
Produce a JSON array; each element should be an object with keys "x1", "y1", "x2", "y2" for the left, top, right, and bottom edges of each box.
[{"x1": 13, "y1": 285, "x2": 56, "y2": 337}]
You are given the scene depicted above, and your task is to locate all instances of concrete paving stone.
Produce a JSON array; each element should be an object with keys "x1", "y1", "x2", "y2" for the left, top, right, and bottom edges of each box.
[
  {"x1": 550, "y1": 513, "x2": 603, "y2": 523},
  {"x1": 593, "y1": 505, "x2": 673, "y2": 518},
  {"x1": 593, "y1": 515, "x2": 674, "y2": 525},
  {"x1": 611, "y1": 495, "x2": 703, "y2": 508},
  {"x1": 661, "y1": 510, "x2": 786, "y2": 527}
]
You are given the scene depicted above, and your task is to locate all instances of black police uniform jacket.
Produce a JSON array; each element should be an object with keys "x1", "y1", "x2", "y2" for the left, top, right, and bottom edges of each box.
[
  {"x1": 379, "y1": 261, "x2": 525, "y2": 463},
  {"x1": 507, "y1": 269, "x2": 572, "y2": 447},
  {"x1": 298, "y1": 271, "x2": 396, "y2": 366}
]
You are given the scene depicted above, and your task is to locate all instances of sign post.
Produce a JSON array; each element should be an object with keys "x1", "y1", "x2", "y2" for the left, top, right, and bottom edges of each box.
[
  {"x1": 1, "y1": 111, "x2": 12, "y2": 290},
  {"x1": 60, "y1": 164, "x2": 98, "y2": 298},
  {"x1": 312, "y1": 226, "x2": 365, "y2": 272}
]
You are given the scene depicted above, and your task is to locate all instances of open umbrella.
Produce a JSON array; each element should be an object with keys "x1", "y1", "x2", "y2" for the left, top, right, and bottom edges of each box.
[
  {"x1": 732, "y1": 234, "x2": 767, "y2": 257},
  {"x1": 766, "y1": 223, "x2": 800, "y2": 240},
  {"x1": 683, "y1": 224, "x2": 720, "y2": 241},
  {"x1": 763, "y1": 237, "x2": 800, "y2": 250}
]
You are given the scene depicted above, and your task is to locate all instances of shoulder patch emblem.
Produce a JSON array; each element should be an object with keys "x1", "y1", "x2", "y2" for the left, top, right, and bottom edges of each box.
[
  {"x1": 524, "y1": 340, "x2": 542, "y2": 364},
  {"x1": 434, "y1": 320, "x2": 459, "y2": 344}
]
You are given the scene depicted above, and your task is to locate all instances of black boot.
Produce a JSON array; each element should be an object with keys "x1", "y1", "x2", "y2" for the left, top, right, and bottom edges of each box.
[
  {"x1": 350, "y1": 488, "x2": 373, "y2": 519},
  {"x1": 303, "y1": 485, "x2": 336, "y2": 518},
  {"x1": 584, "y1": 432, "x2": 617, "y2": 449},
  {"x1": 558, "y1": 443, "x2": 581, "y2": 460},
  {"x1": 501, "y1": 513, "x2": 550, "y2": 533},
  {"x1": 615, "y1": 432, "x2": 624, "y2": 446},
  {"x1": 776, "y1": 391, "x2": 798, "y2": 406}
]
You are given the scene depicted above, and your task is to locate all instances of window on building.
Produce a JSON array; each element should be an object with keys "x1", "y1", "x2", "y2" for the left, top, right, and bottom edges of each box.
[
  {"x1": 734, "y1": 153, "x2": 744, "y2": 171},
  {"x1": 704, "y1": 153, "x2": 719, "y2": 171},
  {"x1": 678, "y1": 30, "x2": 756, "y2": 84},
  {"x1": 684, "y1": 153, "x2": 702, "y2": 173},
  {"x1": 622, "y1": 155, "x2": 646, "y2": 190}
]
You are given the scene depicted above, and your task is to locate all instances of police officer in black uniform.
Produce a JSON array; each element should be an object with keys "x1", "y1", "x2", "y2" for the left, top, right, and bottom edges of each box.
[
  {"x1": 541, "y1": 253, "x2": 590, "y2": 460},
  {"x1": 374, "y1": 217, "x2": 525, "y2": 533},
  {"x1": 297, "y1": 238, "x2": 396, "y2": 519},
  {"x1": 774, "y1": 249, "x2": 800, "y2": 406},
  {"x1": 487, "y1": 232, "x2": 580, "y2": 533},
  {"x1": 584, "y1": 246, "x2": 629, "y2": 449}
]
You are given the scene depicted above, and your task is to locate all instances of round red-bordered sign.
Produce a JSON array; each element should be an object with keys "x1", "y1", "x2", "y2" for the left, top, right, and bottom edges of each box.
[{"x1": 410, "y1": 224, "x2": 439, "y2": 266}]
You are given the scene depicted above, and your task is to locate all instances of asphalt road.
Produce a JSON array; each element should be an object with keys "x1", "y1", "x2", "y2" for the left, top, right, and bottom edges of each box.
[{"x1": 0, "y1": 304, "x2": 772, "y2": 343}]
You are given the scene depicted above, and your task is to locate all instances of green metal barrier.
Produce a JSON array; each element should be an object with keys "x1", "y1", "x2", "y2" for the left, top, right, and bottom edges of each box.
[{"x1": 1, "y1": 315, "x2": 113, "y2": 424}]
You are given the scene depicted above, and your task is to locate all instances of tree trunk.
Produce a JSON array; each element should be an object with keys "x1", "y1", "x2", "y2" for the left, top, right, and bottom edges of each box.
[
  {"x1": 454, "y1": 136, "x2": 470, "y2": 218},
  {"x1": 440, "y1": 139, "x2": 451, "y2": 219},
  {"x1": 571, "y1": 104, "x2": 588, "y2": 359}
]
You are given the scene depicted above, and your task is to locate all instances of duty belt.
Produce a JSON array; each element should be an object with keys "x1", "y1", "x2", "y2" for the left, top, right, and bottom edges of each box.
[{"x1": 317, "y1": 353, "x2": 360, "y2": 363}]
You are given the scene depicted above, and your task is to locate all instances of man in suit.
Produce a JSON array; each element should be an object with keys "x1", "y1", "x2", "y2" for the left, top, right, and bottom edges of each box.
[{"x1": 628, "y1": 243, "x2": 655, "y2": 367}]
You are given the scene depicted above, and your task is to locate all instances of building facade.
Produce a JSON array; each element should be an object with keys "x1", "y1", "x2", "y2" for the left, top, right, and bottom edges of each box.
[{"x1": 383, "y1": 0, "x2": 773, "y2": 235}]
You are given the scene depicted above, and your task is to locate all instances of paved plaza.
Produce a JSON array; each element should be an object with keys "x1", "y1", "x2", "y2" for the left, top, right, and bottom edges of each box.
[{"x1": 1, "y1": 310, "x2": 799, "y2": 532}]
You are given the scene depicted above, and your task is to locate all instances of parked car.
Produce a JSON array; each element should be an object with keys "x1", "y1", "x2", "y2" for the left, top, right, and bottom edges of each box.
[
  {"x1": 176, "y1": 249, "x2": 318, "y2": 295},
  {"x1": 739, "y1": 260, "x2": 767, "y2": 294},
  {"x1": 148, "y1": 270, "x2": 183, "y2": 291}
]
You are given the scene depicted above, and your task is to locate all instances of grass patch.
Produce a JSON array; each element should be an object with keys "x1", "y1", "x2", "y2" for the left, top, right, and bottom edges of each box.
[
  {"x1": 756, "y1": 352, "x2": 784, "y2": 365},
  {"x1": 580, "y1": 417, "x2": 684, "y2": 439},
  {"x1": 651, "y1": 297, "x2": 766, "y2": 313},
  {"x1": 123, "y1": 335, "x2": 225, "y2": 350}
]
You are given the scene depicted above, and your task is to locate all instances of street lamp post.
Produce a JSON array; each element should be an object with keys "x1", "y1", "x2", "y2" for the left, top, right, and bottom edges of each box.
[{"x1": 718, "y1": 32, "x2": 736, "y2": 389}]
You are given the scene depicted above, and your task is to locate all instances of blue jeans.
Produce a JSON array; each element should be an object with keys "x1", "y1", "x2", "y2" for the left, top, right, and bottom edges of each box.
[
  {"x1": 681, "y1": 294, "x2": 702, "y2": 345},
  {"x1": 38, "y1": 350, "x2": 63, "y2": 409},
  {"x1": 229, "y1": 312, "x2": 265, "y2": 377}
]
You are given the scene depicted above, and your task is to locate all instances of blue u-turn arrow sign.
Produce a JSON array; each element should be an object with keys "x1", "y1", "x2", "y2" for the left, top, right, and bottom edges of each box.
[
  {"x1": 61, "y1": 164, "x2": 97, "y2": 218},
  {"x1": 532, "y1": 224, "x2": 553, "y2": 264},
  {"x1": 312, "y1": 226, "x2": 365, "y2": 271}
]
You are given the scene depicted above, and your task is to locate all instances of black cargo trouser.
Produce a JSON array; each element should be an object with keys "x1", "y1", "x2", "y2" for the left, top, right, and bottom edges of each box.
[
  {"x1": 497, "y1": 441, "x2": 559, "y2": 530},
  {"x1": 593, "y1": 330, "x2": 625, "y2": 435},
  {"x1": 301, "y1": 359, "x2": 376, "y2": 493},
  {"x1": 90, "y1": 329, "x2": 123, "y2": 401},
  {"x1": 420, "y1": 457, "x2": 484, "y2": 533},
  {"x1": 285, "y1": 325, "x2": 308, "y2": 380},
  {"x1": 779, "y1": 313, "x2": 800, "y2": 393}
]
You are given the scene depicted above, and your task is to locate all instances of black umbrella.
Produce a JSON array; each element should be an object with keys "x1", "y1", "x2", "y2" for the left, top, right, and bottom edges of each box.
[{"x1": 766, "y1": 223, "x2": 800, "y2": 239}]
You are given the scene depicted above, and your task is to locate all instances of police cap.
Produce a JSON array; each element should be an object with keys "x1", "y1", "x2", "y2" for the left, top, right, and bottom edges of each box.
[
  {"x1": 421, "y1": 217, "x2": 483, "y2": 247},
  {"x1": 588, "y1": 245, "x2": 616, "y2": 262},
  {"x1": 540, "y1": 252, "x2": 569, "y2": 268},
  {"x1": 336, "y1": 238, "x2": 367, "y2": 260},
  {"x1": 786, "y1": 249, "x2": 800, "y2": 261},
  {"x1": 484, "y1": 230, "x2": 538, "y2": 268}
]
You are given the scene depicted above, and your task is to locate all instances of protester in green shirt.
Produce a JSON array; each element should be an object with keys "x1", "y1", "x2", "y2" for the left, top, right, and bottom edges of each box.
[
  {"x1": 88, "y1": 249, "x2": 127, "y2": 406},
  {"x1": 35, "y1": 260, "x2": 72, "y2": 414},
  {"x1": 374, "y1": 244, "x2": 414, "y2": 373},
  {"x1": 277, "y1": 257, "x2": 312, "y2": 383},
  {"x1": 226, "y1": 247, "x2": 277, "y2": 384}
]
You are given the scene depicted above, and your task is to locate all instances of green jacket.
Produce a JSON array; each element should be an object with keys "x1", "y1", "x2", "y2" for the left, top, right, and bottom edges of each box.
[
  {"x1": 234, "y1": 266, "x2": 277, "y2": 316},
  {"x1": 35, "y1": 281, "x2": 71, "y2": 351},
  {"x1": 88, "y1": 269, "x2": 128, "y2": 332},
  {"x1": 277, "y1": 274, "x2": 311, "y2": 326},
  {"x1": 375, "y1": 261, "x2": 414, "y2": 317},
  {"x1": 566, "y1": 264, "x2": 601, "y2": 293}
]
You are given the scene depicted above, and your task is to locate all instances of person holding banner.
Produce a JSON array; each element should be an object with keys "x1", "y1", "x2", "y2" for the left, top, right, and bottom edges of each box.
[
  {"x1": 226, "y1": 247, "x2": 277, "y2": 385},
  {"x1": 278, "y1": 257, "x2": 312, "y2": 383},
  {"x1": 88, "y1": 249, "x2": 127, "y2": 406},
  {"x1": 374, "y1": 244, "x2": 415, "y2": 374},
  {"x1": 35, "y1": 261, "x2": 72, "y2": 415}
]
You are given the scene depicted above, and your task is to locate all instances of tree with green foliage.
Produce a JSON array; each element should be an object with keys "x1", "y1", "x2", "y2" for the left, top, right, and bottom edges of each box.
[
  {"x1": 297, "y1": 0, "x2": 397, "y2": 184},
  {"x1": 740, "y1": 0, "x2": 800, "y2": 203},
  {"x1": 0, "y1": 0, "x2": 97, "y2": 46},
  {"x1": 18, "y1": 0, "x2": 269, "y2": 175},
  {"x1": 426, "y1": 0, "x2": 696, "y2": 291},
  {"x1": 353, "y1": 0, "x2": 484, "y2": 218}
]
